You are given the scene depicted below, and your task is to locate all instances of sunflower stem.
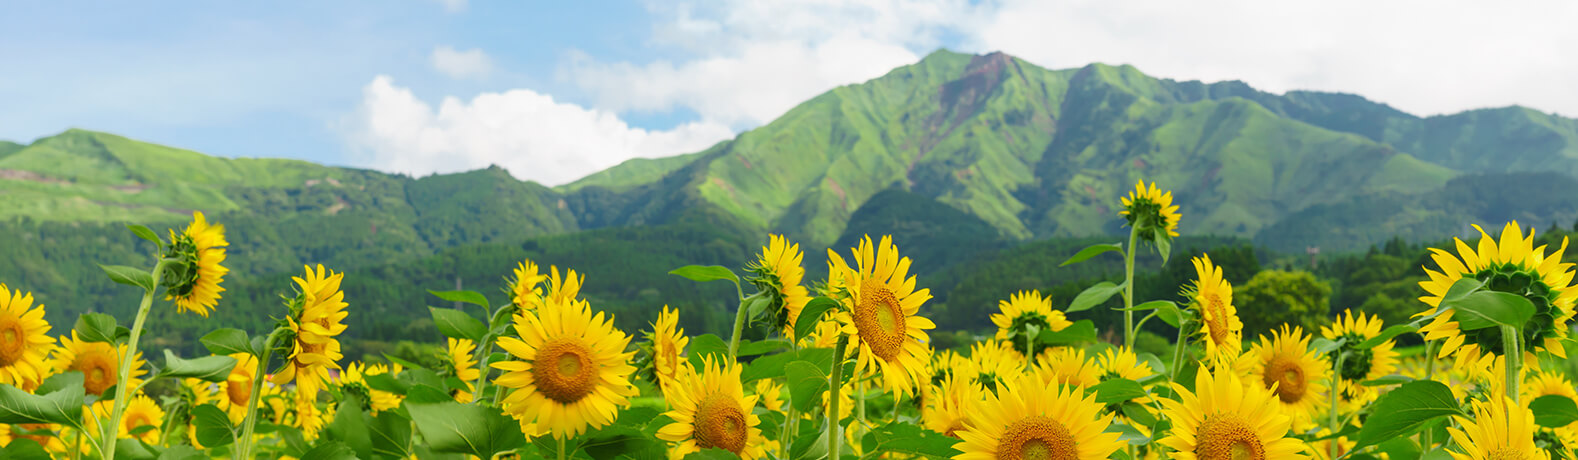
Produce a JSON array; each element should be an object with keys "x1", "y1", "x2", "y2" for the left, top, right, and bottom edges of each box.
[
  {"x1": 71, "y1": 427, "x2": 83, "y2": 460},
  {"x1": 828, "y1": 337, "x2": 849, "y2": 460},
  {"x1": 1169, "y1": 318, "x2": 1189, "y2": 383},
  {"x1": 1123, "y1": 224, "x2": 1139, "y2": 349},
  {"x1": 727, "y1": 292, "x2": 761, "y2": 359},
  {"x1": 1329, "y1": 351, "x2": 1346, "y2": 460},
  {"x1": 780, "y1": 341, "x2": 799, "y2": 459},
  {"x1": 1502, "y1": 325, "x2": 1520, "y2": 404},
  {"x1": 233, "y1": 327, "x2": 286, "y2": 460},
  {"x1": 1420, "y1": 339, "x2": 1438, "y2": 452},
  {"x1": 558, "y1": 436, "x2": 567, "y2": 460},
  {"x1": 102, "y1": 258, "x2": 171, "y2": 460}
]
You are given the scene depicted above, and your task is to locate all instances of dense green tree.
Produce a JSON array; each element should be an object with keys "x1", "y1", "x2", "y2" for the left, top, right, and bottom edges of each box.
[{"x1": 1235, "y1": 270, "x2": 1332, "y2": 336}]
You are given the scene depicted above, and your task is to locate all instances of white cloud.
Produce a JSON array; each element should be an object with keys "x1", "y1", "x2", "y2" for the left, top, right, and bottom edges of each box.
[
  {"x1": 343, "y1": 76, "x2": 734, "y2": 186},
  {"x1": 430, "y1": 46, "x2": 493, "y2": 79}
]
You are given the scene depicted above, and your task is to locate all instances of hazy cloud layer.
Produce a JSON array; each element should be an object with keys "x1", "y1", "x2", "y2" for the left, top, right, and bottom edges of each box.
[{"x1": 431, "y1": 46, "x2": 493, "y2": 79}]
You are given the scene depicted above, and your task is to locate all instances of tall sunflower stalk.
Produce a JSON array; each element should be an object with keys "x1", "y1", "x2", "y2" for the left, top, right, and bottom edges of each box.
[
  {"x1": 100, "y1": 212, "x2": 227, "y2": 460},
  {"x1": 1117, "y1": 179, "x2": 1180, "y2": 348}
]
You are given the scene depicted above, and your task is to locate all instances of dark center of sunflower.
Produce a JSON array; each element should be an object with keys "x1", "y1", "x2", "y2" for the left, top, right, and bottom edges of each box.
[
  {"x1": 72, "y1": 348, "x2": 119, "y2": 396},
  {"x1": 1262, "y1": 356, "x2": 1308, "y2": 403},
  {"x1": 854, "y1": 278, "x2": 906, "y2": 360},
  {"x1": 533, "y1": 338, "x2": 596, "y2": 403},
  {"x1": 1196, "y1": 413, "x2": 1266, "y2": 460},
  {"x1": 0, "y1": 317, "x2": 26, "y2": 365},
  {"x1": 1201, "y1": 294, "x2": 1231, "y2": 346},
  {"x1": 996, "y1": 415, "x2": 1078, "y2": 460},
  {"x1": 694, "y1": 393, "x2": 748, "y2": 453},
  {"x1": 1486, "y1": 446, "x2": 1529, "y2": 460}
]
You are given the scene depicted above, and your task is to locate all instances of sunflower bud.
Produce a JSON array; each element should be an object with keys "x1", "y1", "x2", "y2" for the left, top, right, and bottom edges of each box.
[{"x1": 159, "y1": 211, "x2": 228, "y2": 317}]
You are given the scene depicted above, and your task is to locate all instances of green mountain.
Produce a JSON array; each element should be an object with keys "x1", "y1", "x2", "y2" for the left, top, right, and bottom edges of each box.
[{"x1": 6, "y1": 49, "x2": 1578, "y2": 356}]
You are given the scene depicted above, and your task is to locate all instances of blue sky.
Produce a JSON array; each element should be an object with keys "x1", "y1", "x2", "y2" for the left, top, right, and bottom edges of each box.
[{"x1": 4, "y1": 0, "x2": 1575, "y2": 185}]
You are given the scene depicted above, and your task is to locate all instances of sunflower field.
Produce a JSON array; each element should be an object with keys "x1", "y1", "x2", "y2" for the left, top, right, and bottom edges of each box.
[{"x1": 0, "y1": 179, "x2": 1575, "y2": 460}]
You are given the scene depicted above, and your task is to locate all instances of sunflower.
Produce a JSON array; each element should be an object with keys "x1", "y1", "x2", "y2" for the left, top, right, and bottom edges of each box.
[
  {"x1": 1035, "y1": 347, "x2": 1101, "y2": 389},
  {"x1": 1158, "y1": 365, "x2": 1309, "y2": 460},
  {"x1": 1522, "y1": 370, "x2": 1578, "y2": 458},
  {"x1": 544, "y1": 265, "x2": 585, "y2": 306},
  {"x1": 656, "y1": 357, "x2": 766, "y2": 459},
  {"x1": 271, "y1": 264, "x2": 349, "y2": 400},
  {"x1": 85, "y1": 395, "x2": 164, "y2": 443},
  {"x1": 162, "y1": 211, "x2": 229, "y2": 316},
  {"x1": 492, "y1": 296, "x2": 637, "y2": 439},
  {"x1": 753, "y1": 379, "x2": 784, "y2": 413},
  {"x1": 0, "y1": 285, "x2": 53, "y2": 391},
  {"x1": 1119, "y1": 179, "x2": 1182, "y2": 239},
  {"x1": 924, "y1": 374, "x2": 981, "y2": 438},
  {"x1": 991, "y1": 290, "x2": 1071, "y2": 358},
  {"x1": 1190, "y1": 254, "x2": 1242, "y2": 360},
  {"x1": 649, "y1": 305, "x2": 691, "y2": 396},
  {"x1": 968, "y1": 340, "x2": 1026, "y2": 391},
  {"x1": 218, "y1": 352, "x2": 260, "y2": 424},
  {"x1": 1244, "y1": 326, "x2": 1328, "y2": 430},
  {"x1": 446, "y1": 338, "x2": 480, "y2": 403},
  {"x1": 1320, "y1": 309, "x2": 1399, "y2": 403},
  {"x1": 294, "y1": 391, "x2": 329, "y2": 440},
  {"x1": 825, "y1": 235, "x2": 936, "y2": 397},
  {"x1": 1096, "y1": 347, "x2": 1154, "y2": 382},
  {"x1": 509, "y1": 259, "x2": 548, "y2": 310},
  {"x1": 1418, "y1": 222, "x2": 1576, "y2": 362},
  {"x1": 338, "y1": 361, "x2": 403, "y2": 414},
  {"x1": 954, "y1": 370, "x2": 1124, "y2": 460},
  {"x1": 52, "y1": 331, "x2": 146, "y2": 397},
  {"x1": 1449, "y1": 396, "x2": 1548, "y2": 460},
  {"x1": 749, "y1": 234, "x2": 810, "y2": 337}
]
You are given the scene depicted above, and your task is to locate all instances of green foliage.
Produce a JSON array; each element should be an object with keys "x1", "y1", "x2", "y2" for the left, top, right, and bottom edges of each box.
[{"x1": 1235, "y1": 270, "x2": 1332, "y2": 336}]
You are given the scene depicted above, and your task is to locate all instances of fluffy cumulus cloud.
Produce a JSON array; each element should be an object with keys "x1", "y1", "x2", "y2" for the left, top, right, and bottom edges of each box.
[
  {"x1": 344, "y1": 76, "x2": 733, "y2": 185},
  {"x1": 430, "y1": 46, "x2": 493, "y2": 79}
]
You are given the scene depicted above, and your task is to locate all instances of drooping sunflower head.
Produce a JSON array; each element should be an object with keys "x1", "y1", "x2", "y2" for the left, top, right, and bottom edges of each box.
[
  {"x1": 1158, "y1": 365, "x2": 1310, "y2": 460},
  {"x1": 825, "y1": 235, "x2": 936, "y2": 397},
  {"x1": 991, "y1": 290, "x2": 1071, "y2": 356},
  {"x1": 1119, "y1": 179, "x2": 1182, "y2": 239},
  {"x1": 52, "y1": 331, "x2": 146, "y2": 397},
  {"x1": 1097, "y1": 346, "x2": 1154, "y2": 382},
  {"x1": 218, "y1": 352, "x2": 259, "y2": 424},
  {"x1": 446, "y1": 338, "x2": 480, "y2": 402},
  {"x1": 656, "y1": 357, "x2": 766, "y2": 459},
  {"x1": 0, "y1": 285, "x2": 53, "y2": 391},
  {"x1": 492, "y1": 296, "x2": 638, "y2": 439},
  {"x1": 1448, "y1": 396, "x2": 1548, "y2": 460},
  {"x1": 647, "y1": 305, "x2": 691, "y2": 396},
  {"x1": 968, "y1": 339, "x2": 1026, "y2": 392},
  {"x1": 748, "y1": 234, "x2": 810, "y2": 337},
  {"x1": 161, "y1": 211, "x2": 229, "y2": 316},
  {"x1": 1189, "y1": 254, "x2": 1242, "y2": 360},
  {"x1": 923, "y1": 373, "x2": 982, "y2": 439},
  {"x1": 1035, "y1": 346, "x2": 1101, "y2": 389},
  {"x1": 753, "y1": 378, "x2": 784, "y2": 413},
  {"x1": 955, "y1": 370, "x2": 1125, "y2": 460},
  {"x1": 1418, "y1": 222, "x2": 1576, "y2": 361},
  {"x1": 509, "y1": 259, "x2": 548, "y2": 311},
  {"x1": 1320, "y1": 309, "x2": 1399, "y2": 402},
  {"x1": 294, "y1": 390, "x2": 331, "y2": 440},
  {"x1": 338, "y1": 361, "x2": 403, "y2": 414},
  {"x1": 1246, "y1": 325, "x2": 1329, "y2": 430},
  {"x1": 270, "y1": 264, "x2": 349, "y2": 398}
]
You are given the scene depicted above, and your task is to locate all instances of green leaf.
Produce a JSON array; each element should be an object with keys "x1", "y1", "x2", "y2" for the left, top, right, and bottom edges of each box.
[
  {"x1": 743, "y1": 348, "x2": 832, "y2": 383},
  {"x1": 1361, "y1": 375, "x2": 1414, "y2": 386},
  {"x1": 1038, "y1": 320, "x2": 1098, "y2": 346},
  {"x1": 1068, "y1": 281, "x2": 1123, "y2": 313},
  {"x1": 1441, "y1": 291, "x2": 1536, "y2": 331},
  {"x1": 157, "y1": 350, "x2": 238, "y2": 382},
  {"x1": 200, "y1": 328, "x2": 253, "y2": 356},
  {"x1": 785, "y1": 360, "x2": 830, "y2": 413},
  {"x1": 0, "y1": 438, "x2": 51, "y2": 460},
  {"x1": 683, "y1": 448, "x2": 739, "y2": 460},
  {"x1": 687, "y1": 334, "x2": 729, "y2": 369},
  {"x1": 190, "y1": 404, "x2": 236, "y2": 448},
  {"x1": 369, "y1": 409, "x2": 415, "y2": 459},
  {"x1": 405, "y1": 395, "x2": 527, "y2": 458},
  {"x1": 1060, "y1": 242, "x2": 1122, "y2": 266},
  {"x1": 300, "y1": 441, "x2": 358, "y2": 460},
  {"x1": 1119, "y1": 401, "x2": 1157, "y2": 427},
  {"x1": 1354, "y1": 381, "x2": 1463, "y2": 451},
  {"x1": 0, "y1": 371, "x2": 84, "y2": 428},
  {"x1": 325, "y1": 396, "x2": 373, "y2": 459},
  {"x1": 858, "y1": 422, "x2": 961, "y2": 459},
  {"x1": 1154, "y1": 232, "x2": 1173, "y2": 265},
  {"x1": 794, "y1": 296, "x2": 839, "y2": 342},
  {"x1": 1377, "y1": 437, "x2": 1422, "y2": 460},
  {"x1": 737, "y1": 338, "x2": 790, "y2": 357},
  {"x1": 1531, "y1": 394, "x2": 1578, "y2": 428},
  {"x1": 366, "y1": 373, "x2": 408, "y2": 395},
  {"x1": 114, "y1": 438, "x2": 157, "y2": 460},
  {"x1": 1088, "y1": 378, "x2": 1146, "y2": 404},
  {"x1": 75, "y1": 313, "x2": 119, "y2": 344},
  {"x1": 1312, "y1": 337, "x2": 1347, "y2": 355},
  {"x1": 1443, "y1": 277, "x2": 1486, "y2": 303},
  {"x1": 99, "y1": 264, "x2": 155, "y2": 291},
  {"x1": 583, "y1": 424, "x2": 661, "y2": 459},
  {"x1": 127, "y1": 224, "x2": 163, "y2": 246},
  {"x1": 427, "y1": 290, "x2": 490, "y2": 310},
  {"x1": 1357, "y1": 325, "x2": 1417, "y2": 349},
  {"x1": 156, "y1": 445, "x2": 206, "y2": 460},
  {"x1": 668, "y1": 265, "x2": 740, "y2": 284},
  {"x1": 429, "y1": 307, "x2": 487, "y2": 342}
]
